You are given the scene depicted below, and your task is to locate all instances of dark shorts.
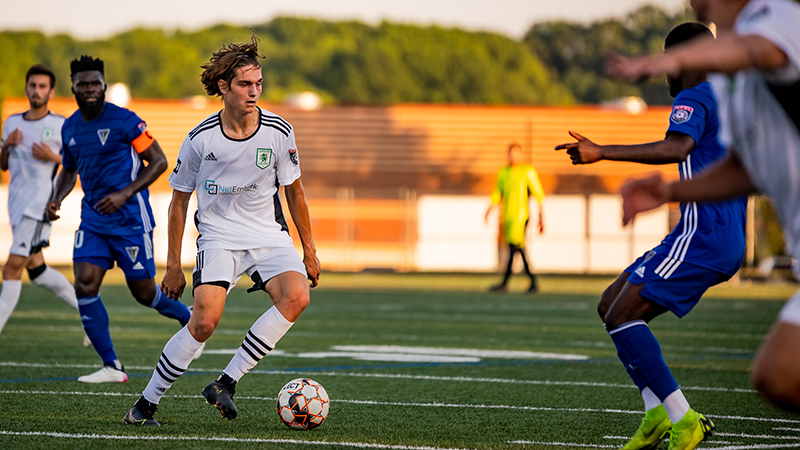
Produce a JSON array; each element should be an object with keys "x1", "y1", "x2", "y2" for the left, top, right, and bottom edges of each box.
[
  {"x1": 72, "y1": 228, "x2": 156, "y2": 281},
  {"x1": 625, "y1": 250, "x2": 729, "y2": 318}
]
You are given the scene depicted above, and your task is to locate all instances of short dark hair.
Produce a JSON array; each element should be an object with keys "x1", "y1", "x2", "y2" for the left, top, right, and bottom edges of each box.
[
  {"x1": 665, "y1": 22, "x2": 713, "y2": 50},
  {"x1": 70, "y1": 55, "x2": 105, "y2": 80},
  {"x1": 26, "y1": 64, "x2": 56, "y2": 89},
  {"x1": 200, "y1": 32, "x2": 264, "y2": 97}
]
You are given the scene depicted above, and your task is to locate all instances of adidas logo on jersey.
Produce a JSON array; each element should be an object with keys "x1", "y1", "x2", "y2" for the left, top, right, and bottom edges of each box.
[
  {"x1": 635, "y1": 265, "x2": 645, "y2": 278},
  {"x1": 132, "y1": 262, "x2": 144, "y2": 270},
  {"x1": 69, "y1": 138, "x2": 76, "y2": 146},
  {"x1": 204, "y1": 152, "x2": 218, "y2": 161}
]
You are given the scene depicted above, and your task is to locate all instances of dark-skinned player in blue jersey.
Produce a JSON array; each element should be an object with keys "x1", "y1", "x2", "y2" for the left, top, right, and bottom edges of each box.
[
  {"x1": 556, "y1": 24, "x2": 747, "y2": 450},
  {"x1": 46, "y1": 55, "x2": 196, "y2": 383}
]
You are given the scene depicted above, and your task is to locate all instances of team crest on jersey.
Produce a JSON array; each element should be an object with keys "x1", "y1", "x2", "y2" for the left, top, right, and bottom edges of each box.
[
  {"x1": 125, "y1": 246, "x2": 139, "y2": 262},
  {"x1": 173, "y1": 158, "x2": 182, "y2": 174},
  {"x1": 41, "y1": 127, "x2": 54, "y2": 141},
  {"x1": 289, "y1": 148, "x2": 299, "y2": 165},
  {"x1": 670, "y1": 105, "x2": 693, "y2": 124},
  {"x1": 256, "y1": 148, "x2": 273, "y2": 170},
  {"x1": 97, "y1": 129, "x2": 110, "y2": 145}
]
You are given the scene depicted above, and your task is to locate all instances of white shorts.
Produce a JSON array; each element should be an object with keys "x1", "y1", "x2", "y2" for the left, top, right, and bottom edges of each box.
[
  {"x1": 192, "y1": 246, "x2": 306, "y2": 294},
  {"x1": 10, "y1": 216, "x2": 51, "y2": 257},
  {"x1": 779, "y1": 290, "x2": 800, "y2": 327}
]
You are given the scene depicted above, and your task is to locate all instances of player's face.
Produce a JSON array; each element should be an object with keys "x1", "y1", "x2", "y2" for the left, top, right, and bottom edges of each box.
[
  {"x1": 224, "y1": 65, "x2": 263, "y2": 114},
  {"x1": 508, "y1": 146, "x2": 523, "y2": 165},
  {"x1": 72, "y1": 70, "x2": 106, "y2": 117},
  {"x1": 25, "y1": 74, "x2": 53, "y2": 109}
]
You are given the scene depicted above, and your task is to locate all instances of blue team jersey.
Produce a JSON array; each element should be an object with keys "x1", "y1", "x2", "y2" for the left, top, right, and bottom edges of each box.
[
  {"x1": 61, "y1": 103, "x2": 155, "y2": 236},
  {"x1": 657, "y1": 81, "x2": 747, "y2": 277}
]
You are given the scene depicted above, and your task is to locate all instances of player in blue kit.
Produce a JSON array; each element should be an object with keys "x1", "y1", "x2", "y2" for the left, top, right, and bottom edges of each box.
[
  {"x1": 46, "y1": 55, "x2": 194, "y2": 383},
  {"x1": 556, "y1": 24, "x2": 746, "y2": 450}
]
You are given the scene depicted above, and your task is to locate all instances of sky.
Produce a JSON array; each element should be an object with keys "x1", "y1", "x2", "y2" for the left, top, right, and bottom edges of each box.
[{"x1": 2, "y1": 0, "x2": 688, "y2": 40}]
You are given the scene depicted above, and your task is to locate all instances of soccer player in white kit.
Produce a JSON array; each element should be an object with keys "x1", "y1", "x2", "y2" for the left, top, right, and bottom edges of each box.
[
  {"x1": 609, "y1": 0, "x2": 800, "y2": 415},
  {"x1": 0, "y1": 65, "x2": 79, "y2": 336},
  {"x1": 124, "y1": 34, "x2": 320, "y2": 426}
]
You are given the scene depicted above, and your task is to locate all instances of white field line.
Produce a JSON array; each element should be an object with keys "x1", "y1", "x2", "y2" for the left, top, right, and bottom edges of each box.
[
  {"x1": 0, "y1": 362, "x2": 757, "y2": 394},
  {"x1": 0, "y1": 431, "x2": 472, "y2": 450},
  {"x1": 711, "y1": 444, "x2": 800, "y2": 450},
  {"x1": 775, "y1": 429, "x2": 800, "y2": 433},
  {"x1": 508, "y1": 441, "x2": 616, "y2": 448},
  {"x1": 330, "y1": 346, "x2": 589, "y2": 360},
  {"x1": 2, "y1": 390, "x2": 798, "y2": 424},
  {"x1": 716, "y1": 434, "x2": 800, "y2": 441},
  {"x1": 603, "y1": 436, "x2": 737, "y2": 444}
]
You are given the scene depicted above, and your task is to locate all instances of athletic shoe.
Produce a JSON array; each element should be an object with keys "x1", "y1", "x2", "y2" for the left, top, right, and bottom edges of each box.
[
  {"x1": 527, "y1": 279, "x2": 539, "y2": 294},
  {"x1": 488, "y1": 283, "x2": 507, "y2": 293},
  {"x1": 83, "y1": 333, "x2": 92, "y2": 347},
  {"x1": 622, "y1": 405, "x2": 672, "y2": 450},
  {"x1": 667, "y1": 408, "x2": 715, "y2": 450},
  {"x1": 202, "y1": 376, "x2": 238, "y2": 419},
  {"x1": 77, "y1": 365, "x2": 127, "y2": 383},
  {"x1": 123, "y1": 397, "x2": 160, "y2": 426}
]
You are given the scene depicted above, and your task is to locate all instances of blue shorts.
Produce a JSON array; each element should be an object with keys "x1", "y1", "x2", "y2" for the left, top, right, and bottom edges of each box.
[
  {"x1": 73, "y1": 228, "x2": 156, "y2": 281},
  {"x1": 625, "y1": 250, "x2": 729, "y2": 318}
]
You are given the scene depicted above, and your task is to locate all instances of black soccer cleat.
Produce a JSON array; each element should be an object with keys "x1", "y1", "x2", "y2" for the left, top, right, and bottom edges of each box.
[
  {"x1": 123, "y1": 396, "x2": 160, "y2": 426},
  {"x1": 202, "y1": 375, "x2": 238, "y2": 420}
]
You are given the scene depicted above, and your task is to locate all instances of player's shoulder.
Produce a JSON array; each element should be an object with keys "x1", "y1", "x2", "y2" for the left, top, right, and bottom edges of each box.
[
  {"x1": 188, "y1": 111, "x2": 221, "y2": 141},
  {"x1": 740, "y1": 0, "x2": 800, "y2": 25},
  {"x1": 3, "y1": 112, "x2": 24, "y2": 127},
  {"x1": 259, "y1": 108, "x2": 293, "y2": 137},
  {"x1": 103, "y1": 102, "x2": 140, "y2": 123},
  {"x1": 45, "y1": 111, "x2": 66, "y2": 126},
  {"x1": 674, "y1": 82, "x2": 715, "y2": 106}
]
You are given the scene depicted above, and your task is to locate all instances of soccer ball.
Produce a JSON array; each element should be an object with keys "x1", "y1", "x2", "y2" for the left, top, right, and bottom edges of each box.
[{"x1": 276, "y1": 378, "x2": 330, "y2": 430}]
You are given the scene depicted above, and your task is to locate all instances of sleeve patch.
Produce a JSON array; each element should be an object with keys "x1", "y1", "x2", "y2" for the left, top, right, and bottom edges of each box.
[
  {"x1": 173, "y1": 158, "x2": 182, "y2": 174},
  {"x1": 132, "y1": 130, "x2": 155, "y2": 153},
  {"x1": 289, "y1": 148, "x2": 299, "y2": 165},
  {"x1": 670, "y1": 105, "x2": 694, "y2": 124}
]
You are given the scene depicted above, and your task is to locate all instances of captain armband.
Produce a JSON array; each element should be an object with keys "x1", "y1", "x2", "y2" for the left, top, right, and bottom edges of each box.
[{"x1": 132, "y1": 130, "x2": 155, "y2": 153}]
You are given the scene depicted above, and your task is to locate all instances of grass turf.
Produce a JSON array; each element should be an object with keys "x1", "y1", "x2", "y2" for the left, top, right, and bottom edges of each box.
[{"x1": 0, "y1": 273, "x2": 797, "y2": 449}]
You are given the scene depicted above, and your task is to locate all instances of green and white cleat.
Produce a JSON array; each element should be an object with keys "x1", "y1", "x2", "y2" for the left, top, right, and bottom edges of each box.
[
  {"x1": 622, "y1": 405, "x2": 672, "y2": 450},
  {"x1": 667, "y1": 409, "x2": 715, "y2": 450}
]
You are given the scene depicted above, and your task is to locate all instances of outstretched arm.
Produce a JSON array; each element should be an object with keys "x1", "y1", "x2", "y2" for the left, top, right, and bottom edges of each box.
[
  {"x1": 94, "y1": 140, "x2": 168, "y2": 215},
  {"x1": 607, "y1": 33, "x2": 788, "y2": 82},
  {"x1": 621, "y1": 151, "x2": 756, "y2": 225},
  {"x1": 161, "y1": 189, "x2": 192, "y2": 300},
  {"x1": 556, "y1": 131, "x2": 695, "y2": 165},
  {"x1": 284, "y1": 178, "x2": 320, "y2": 287}
]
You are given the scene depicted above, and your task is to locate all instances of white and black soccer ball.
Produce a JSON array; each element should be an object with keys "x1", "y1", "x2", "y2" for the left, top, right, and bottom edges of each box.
[{"x1": 276, "y1": 378, "x2": 330, "y2": 430}]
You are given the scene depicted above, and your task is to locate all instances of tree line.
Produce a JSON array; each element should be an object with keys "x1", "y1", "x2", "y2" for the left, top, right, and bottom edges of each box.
[{"x1": 0, "y1": 6, "x2": 714, "y2": 108}]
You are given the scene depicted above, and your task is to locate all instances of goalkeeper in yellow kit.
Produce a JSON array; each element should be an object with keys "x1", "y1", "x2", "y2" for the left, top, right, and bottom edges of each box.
[{"x1": 485, "y1": 143, "x2": 545, "y2": 293}]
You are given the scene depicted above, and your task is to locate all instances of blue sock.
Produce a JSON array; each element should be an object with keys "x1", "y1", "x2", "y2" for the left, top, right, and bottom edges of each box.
[
  {"x1": 149, "y1": 287, "x2": 191, "y2": 326},
  {"x1": 78, "y1": 295, "x2": 117, "y2": 366},
  {"x1": 609, "y1": 320, "x2": 679, "y2": 400}
]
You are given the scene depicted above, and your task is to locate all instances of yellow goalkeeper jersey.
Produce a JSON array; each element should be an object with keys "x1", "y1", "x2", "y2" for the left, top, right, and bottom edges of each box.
[{"x1": 490, "y1": 164, "x2": 545, "y2": 246}]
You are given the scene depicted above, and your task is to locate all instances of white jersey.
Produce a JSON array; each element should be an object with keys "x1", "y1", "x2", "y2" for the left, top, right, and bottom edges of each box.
[
  {"x1": 169, "y1": 108, "x2": 301, "y2": 251},
  {"x1": 710, "y1": 0, "x2": 800, "y2": 272},
  {"x1": 1, "y1": 111, "x2": 64, "y2": 226}
]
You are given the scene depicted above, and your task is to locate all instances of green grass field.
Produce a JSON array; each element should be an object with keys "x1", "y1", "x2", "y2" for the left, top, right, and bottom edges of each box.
[{"x1": 0, "y1": 272, "x2": 798, "y2": 449}]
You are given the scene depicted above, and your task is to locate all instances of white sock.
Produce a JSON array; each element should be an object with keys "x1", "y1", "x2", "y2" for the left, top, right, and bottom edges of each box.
[
  {"x1": 223, "y1": 306, "x2": 294, "y2": 381},
  {"x1": 641, "y1": 387, "x2": 662, "y2": 411},
  {"x1": 31, "y1": 267, "x2": 78, "y2": 309},
  {"x1": 0, "y1": 280, "x2": 23, "y2": 334},
  {"x1": 142, "y1": 326, "x2": 203, "y2": 404},
  {"x1": 663, "y1": 389, "x2": 690, "y2": 423}
]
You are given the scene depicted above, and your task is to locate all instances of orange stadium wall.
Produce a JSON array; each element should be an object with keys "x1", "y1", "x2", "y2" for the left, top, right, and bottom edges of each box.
[{"x1": 1, "y1": 98, "x2": 675, "y2": 273}]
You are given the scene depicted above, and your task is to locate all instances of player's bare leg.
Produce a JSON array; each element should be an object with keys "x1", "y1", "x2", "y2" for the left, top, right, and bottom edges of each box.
[
  {"x1": 127, "y1": 284, "x2": 224, "y2": 425},
  {"x1": 605, "y1": 284, "x2": 714, "y2": 450},
  {"x1": 751, "y1": 321, "x2": 800, "y2": 412},
  {"x1": 597, "y1": 272, "x2": 629, "y2": 320},
  {"x1": 202, "y1": 271, "x2": 310, "y2": 420}
]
